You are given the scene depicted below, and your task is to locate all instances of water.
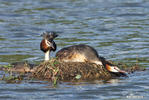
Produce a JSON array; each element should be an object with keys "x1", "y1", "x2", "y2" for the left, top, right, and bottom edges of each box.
[{"x1": 0, "y1": 0, "x2": 149, "y2": 99}]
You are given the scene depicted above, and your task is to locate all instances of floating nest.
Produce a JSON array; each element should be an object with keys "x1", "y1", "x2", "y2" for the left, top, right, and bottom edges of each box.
[
  {"x1": 0, "y1": 58, "x2": 146, "y2": 83},
  {"x1": 31, "y1": 58, "x2": 145, "y2": 82},
  {"x1": 32, "y1": 59, "x2": 112, "y2": 81}
]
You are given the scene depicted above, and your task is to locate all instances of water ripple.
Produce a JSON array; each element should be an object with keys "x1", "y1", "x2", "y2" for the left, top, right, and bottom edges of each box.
[{"x1": 0, "y1": 0, "x2": 149, "y2": 100}]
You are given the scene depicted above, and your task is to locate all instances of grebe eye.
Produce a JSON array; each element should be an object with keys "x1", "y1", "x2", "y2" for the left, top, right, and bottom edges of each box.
[{"x1": 48, "y1": 39, "x2": 52, "y2": 42}]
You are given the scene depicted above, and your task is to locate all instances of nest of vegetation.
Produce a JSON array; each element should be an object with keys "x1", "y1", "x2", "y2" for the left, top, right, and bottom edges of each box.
[
  {"x1": 0, "y1": 58, "x2": 145, "y2": 83},
  {"x1": 32, "y1": 58, "x2": 135, "y2": 82}
]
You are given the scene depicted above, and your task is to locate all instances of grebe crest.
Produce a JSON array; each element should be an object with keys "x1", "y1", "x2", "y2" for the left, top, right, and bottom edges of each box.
[{"x1": 40, "y1": 31, "x2": 58, "y2": 61}]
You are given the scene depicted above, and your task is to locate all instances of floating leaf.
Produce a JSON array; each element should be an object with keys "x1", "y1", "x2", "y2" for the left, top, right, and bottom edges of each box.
[{"x1": 75, "y1": 74, "x2": 81, "y2": 79}]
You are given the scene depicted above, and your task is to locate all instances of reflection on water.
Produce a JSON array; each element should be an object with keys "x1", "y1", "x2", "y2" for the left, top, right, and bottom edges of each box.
[{"x1": 0, "y1": 0, "x2": 149, "y2": 100}]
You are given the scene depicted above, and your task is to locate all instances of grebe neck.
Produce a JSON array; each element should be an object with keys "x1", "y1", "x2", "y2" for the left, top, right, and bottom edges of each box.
[{"x1": 45, "y1": 50, "x2": 50, "y2": 61}]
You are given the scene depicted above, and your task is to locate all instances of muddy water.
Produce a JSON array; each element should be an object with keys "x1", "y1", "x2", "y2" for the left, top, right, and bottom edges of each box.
[{"x1": 0, "y1": 0, "x2": 149, "y2": 100}]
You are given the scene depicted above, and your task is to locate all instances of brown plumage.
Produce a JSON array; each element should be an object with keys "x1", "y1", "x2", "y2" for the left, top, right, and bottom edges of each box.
[
  {"x1": 56, "y1": 44, "x2": 102, "y2": 64},
  {"x1": 40, "y1": 39, "x2": 50, "y2": 53}
]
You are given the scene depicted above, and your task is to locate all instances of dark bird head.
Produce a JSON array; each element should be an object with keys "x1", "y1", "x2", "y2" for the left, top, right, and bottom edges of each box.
[{"x1": 40, "y1": 31, "x2": 58, "y2": 53}]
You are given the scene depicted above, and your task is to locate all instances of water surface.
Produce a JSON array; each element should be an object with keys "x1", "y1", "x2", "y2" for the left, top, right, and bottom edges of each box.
[{"x1": 0, "y1": 0, "x2": 149, "y2": 100}]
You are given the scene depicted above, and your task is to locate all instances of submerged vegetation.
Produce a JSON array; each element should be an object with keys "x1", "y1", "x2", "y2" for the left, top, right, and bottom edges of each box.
[{"x1": 0, "y1": 73, "x2": 24, "y2": 83}]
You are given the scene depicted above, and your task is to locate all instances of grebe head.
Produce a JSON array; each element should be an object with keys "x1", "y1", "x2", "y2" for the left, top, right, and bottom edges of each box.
[
  {"x1": 40, "y1": 31, "x2": 58, "y2": 53},
  {"x1": 40, "y1": 31, "x2": 58, "y2": 61},
  {"x1": 106, "y1": 64, "x2": 127, "y2": 74}
]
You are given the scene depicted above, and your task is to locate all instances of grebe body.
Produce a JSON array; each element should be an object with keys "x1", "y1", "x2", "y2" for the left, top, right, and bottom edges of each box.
[
  {"x1": 56, "y1": 44, "x2": 126, "y2": 74},
  {"x1": 56, "y1": 44, "x2": 102, "y2": 65}
]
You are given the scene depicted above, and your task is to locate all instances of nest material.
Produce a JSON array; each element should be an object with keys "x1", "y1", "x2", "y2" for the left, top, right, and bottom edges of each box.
[
  {"x1": 32, "y1": 59, "x2": 123, "y2": 81},
  {"x1": 0, "y1": 59, "x2": 145, "y2": 82}
]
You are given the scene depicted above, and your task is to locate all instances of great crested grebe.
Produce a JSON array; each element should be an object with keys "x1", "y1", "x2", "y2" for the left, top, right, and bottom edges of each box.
[
  {"x1": 40, "y1": 31, "x2": 58, "y2": 61},
  {"x1": 40, "y1": 31, "x2": 126, "y2": 74}
]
